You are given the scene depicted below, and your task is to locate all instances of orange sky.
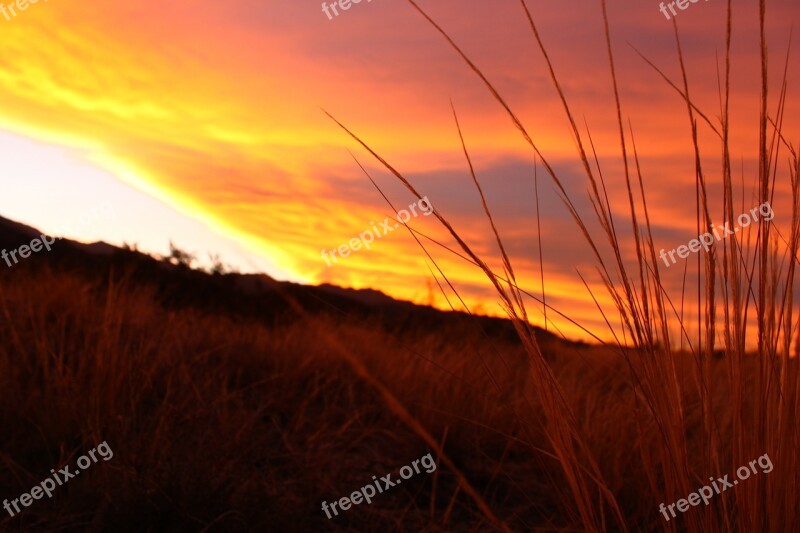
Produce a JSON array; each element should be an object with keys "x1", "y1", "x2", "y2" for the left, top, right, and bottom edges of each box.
[{"x1": 0, "y1": 0, "x2": 797, "y2": 342}]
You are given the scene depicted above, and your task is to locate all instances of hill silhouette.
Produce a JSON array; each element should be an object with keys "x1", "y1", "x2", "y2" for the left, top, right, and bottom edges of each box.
[
  {"x1": 0, "y1": 213, "x2": 770, "y2": 531},
  {"x1": 0, "y1": 212, "x2": 586, "y2": 531},
  {"x1": 0, "y1": 213, "x2": 568, "y2": 350}
]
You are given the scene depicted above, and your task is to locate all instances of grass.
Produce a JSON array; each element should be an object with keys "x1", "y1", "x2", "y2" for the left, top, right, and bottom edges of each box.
[
  {"x1": 326, "y1": 0, "x2": 800, "y2": 531},
  {"x1": 0, "y1": 259, "x2": 774, "y2": 531},
  {"x1": 1, "y1": 0, "x2": 797, "y2": 531}
]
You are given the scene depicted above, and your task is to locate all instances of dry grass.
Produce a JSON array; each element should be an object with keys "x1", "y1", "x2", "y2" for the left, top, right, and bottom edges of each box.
[
  {"x1": 0, "y1": 262, "x2": 775, "y2": 531},
  {"x1": 324, "y1": 0, "x2": 800, "y2": 531},
  {"x1": 1, "y1": 0, "x2": 797, "y2": 531}
]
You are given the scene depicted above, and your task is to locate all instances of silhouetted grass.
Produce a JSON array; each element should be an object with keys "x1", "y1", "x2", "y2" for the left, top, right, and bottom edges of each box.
[
  {"x1": 327, "y1": 0, "x2": 800, "y2": 530},
  {"x1": 1, "y1": 258, "x2": 777, "y2": 531}
]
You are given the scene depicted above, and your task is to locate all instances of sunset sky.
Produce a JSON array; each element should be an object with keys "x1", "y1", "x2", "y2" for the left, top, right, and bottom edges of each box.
[{"x1": 0, "y1": 0, "x2": 797, "y2": 341}]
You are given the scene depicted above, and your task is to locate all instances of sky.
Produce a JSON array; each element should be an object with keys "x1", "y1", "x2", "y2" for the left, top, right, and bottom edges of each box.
[{"x1": 0, "y1": 0, "x2": 797, "y2": 342}]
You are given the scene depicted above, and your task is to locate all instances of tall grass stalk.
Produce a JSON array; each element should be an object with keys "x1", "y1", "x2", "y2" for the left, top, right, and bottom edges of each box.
[{"x1": 332, "y1": 0, "x2": 800, "y2": 530}]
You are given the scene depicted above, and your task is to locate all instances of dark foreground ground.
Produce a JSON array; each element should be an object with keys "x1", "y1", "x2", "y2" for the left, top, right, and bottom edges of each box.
[{"x1": 0, "y1": 215, "x2": 765, "y2": 531}]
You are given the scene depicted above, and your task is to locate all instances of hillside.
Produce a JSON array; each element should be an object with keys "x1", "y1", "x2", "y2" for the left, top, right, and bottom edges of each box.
[
  {"x1": 0, "y1": 214, "x2": 606, "y2": 531},
  {"x1": 0, "y1": 213, "x2": 780, "y2": 531}
]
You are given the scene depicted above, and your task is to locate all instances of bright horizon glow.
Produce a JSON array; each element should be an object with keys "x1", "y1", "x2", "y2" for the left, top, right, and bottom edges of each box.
[{"x1": 0, "y1": 129, "x2": 292, "y2": 280}]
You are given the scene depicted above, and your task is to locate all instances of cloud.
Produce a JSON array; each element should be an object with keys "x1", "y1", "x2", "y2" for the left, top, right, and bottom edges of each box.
[{"x1": 0, "y1": 0, "x2": 796, "y2": 341}]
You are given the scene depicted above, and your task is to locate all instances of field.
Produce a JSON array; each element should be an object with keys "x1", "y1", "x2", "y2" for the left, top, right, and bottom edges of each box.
[
  {"x1": 0, "y1": 236, "x2": 791, "y2": 531},
  {"x1": 1, "y1": 0, "x2": 799, "y2": 531}
]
